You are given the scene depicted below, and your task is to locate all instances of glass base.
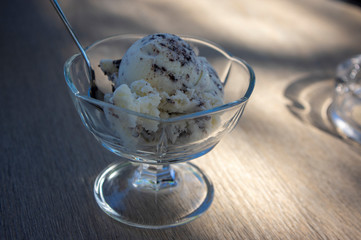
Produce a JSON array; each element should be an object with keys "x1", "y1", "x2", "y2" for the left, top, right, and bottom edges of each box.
[{"x1": 94, "y1": 161, "x2": 214, "y2": 229}]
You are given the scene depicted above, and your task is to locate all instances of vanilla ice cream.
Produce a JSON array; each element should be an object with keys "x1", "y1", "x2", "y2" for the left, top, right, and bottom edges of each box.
[{"x1": 99, "y1": 33, "x2": 224, "y2": 145}]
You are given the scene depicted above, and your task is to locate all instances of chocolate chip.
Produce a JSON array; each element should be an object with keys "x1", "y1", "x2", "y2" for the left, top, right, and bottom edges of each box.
[
  {"x1": 113, "y1": 59, "x2": 122, "y2": 66},
  {"x1": 140, "y1": 127, "x2": 156, "y2": 142},
  {"x1": 152, "y1": 64, "x2": 161, "y2": 72},
  {"x1": 194, "y1": 116, "x2": 211, "y2": 133},
  {"x1": 166, "y1": 98, "x2": 175, "y2": 104},
  {"x1": 168, "y1": 73, "x2": 177, "y2": 82},
  {"x1": 197, "y1": 101, "x2": 205, "y2": 107},
  {"x1": 111, "y1": 112, "x2": 119, "y2": 119},
  {"x1": 178, "y1": 129, "x2": 190, "y2": 138},
  {"x1": 155, "y1": 33, "x2": 166, "y2": 39},
  {"x1": 180, "y1": 84, "x2": 188, "y2": 93},
  {"x1": 152, "y1": 47, "x2": 160, "y2": 54}
]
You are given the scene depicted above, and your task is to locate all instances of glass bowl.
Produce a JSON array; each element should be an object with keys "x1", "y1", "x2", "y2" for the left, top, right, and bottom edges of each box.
[
  {"x1": 64, "y1": 34, "x2": 255, "y2": 228},
  {"x1": 329, "y1": 54, "x2": 361, "y2": 144}
]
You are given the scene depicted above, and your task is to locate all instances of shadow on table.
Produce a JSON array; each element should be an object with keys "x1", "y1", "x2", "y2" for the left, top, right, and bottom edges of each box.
[
  {"x1": 284, "y1": 71, "x2": 338, "y2": 137},
  {"x1": 284, "y1": 71, "x2": 361, "y2": 152}
]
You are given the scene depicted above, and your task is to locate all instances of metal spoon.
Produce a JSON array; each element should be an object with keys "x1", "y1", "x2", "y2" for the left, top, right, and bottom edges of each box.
[{"x1": 50, "y1": 0, "x2": 97, "y2": 98}]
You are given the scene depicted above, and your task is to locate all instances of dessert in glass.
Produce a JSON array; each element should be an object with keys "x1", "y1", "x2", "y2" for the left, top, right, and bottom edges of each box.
[{"x1": 64, "y1": 33, "x2": 255, "y2": 228}]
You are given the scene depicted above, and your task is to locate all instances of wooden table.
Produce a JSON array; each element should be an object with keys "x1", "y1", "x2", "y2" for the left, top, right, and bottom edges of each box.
[{"x1": 1, "y1": 0, "x2": 361, "y2": 239}]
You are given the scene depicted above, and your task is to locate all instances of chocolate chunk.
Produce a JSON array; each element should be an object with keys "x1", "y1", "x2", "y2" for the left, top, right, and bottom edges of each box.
[
  {"x1": 152, "y1": 47, "x2": 160, "y2": 54},
  {"x1": 194, "y1": 116, "x2": 211, "y2": 133},
  {"x1": 113, "y1": 59, "x2": 122, "y2": 67},
  {"x1": 155, "y1": 33, "x2": 166, "y2": 39},
  {"x1": 197, "y1": 101, "x2": 205, "y2": 107},
  {"x1": 168, "y1": 73, "x2": 177, "y2": 82},
  {"x1": 180, "y1": 84, "x2": 188, "y2": 93},
  {"x1": 140, "y1": 127, "x2": 156, "y2": 142},
  {"x1": 152, "y1": 64, "x2": 161, "y2": 72},
  {"x1": 178, "y1": 129, "x2": 190, "y2": 138},
  {"x1": 111, "y1": 112, "x2": 120, "y2": 119},
  {"x1": 166, "y1": 98, "x2": 175, "y2": 104},
  {"x1": 152, "y1": 64, "x2": 168, "y2": 74}
]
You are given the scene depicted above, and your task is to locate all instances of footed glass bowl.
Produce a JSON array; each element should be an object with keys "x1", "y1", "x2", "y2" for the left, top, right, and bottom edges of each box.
[
  {"x1": 64, "y1": 34, "x2": 255, "y2": 228},
  {"x1": 329, "y1": 54, "x2": 361, "y2": 144}
]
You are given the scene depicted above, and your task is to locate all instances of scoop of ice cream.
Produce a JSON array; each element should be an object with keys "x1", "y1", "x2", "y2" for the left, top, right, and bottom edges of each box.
[
  {"x1": 114, "y1": 33, "x2": 223, "y2": 113},
  {"x1": 100, "y1": 33, "x2": 224, "y2": 145},
  {"x1": 116, "y1": 34, "x2": 201, "y2": 94}
]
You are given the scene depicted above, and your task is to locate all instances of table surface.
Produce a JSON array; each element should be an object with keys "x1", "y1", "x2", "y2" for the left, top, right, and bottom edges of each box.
[{"x1": 1, "y1": 0, "x2": 361, "y2": 239}]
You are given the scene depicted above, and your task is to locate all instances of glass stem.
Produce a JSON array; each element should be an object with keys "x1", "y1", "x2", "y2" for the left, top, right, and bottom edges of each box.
[{"x1": 132, "y1": 163, "x2": 177, "y2": 191}]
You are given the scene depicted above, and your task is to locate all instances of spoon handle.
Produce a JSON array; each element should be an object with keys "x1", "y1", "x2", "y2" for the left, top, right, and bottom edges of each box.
[
  {"x1": 50, "y1": 0, "x2": 93, "y2": 76},
  {"x1": 50, "y1": 0, "x2": 96, "y2": 97}
]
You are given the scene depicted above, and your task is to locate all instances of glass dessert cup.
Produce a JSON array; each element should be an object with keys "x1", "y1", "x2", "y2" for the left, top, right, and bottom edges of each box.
[
  {"x1": 329, "y1": 54, "x2": 361, "y2": 144},
  {"x1": 64, "y1": 34, "x2": 255, "y2": 229}
]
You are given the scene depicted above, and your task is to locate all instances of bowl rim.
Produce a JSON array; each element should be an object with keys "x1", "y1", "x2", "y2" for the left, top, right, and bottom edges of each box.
[{"x1": 64, "y1": 33, "x2": 256, "y2": 122}]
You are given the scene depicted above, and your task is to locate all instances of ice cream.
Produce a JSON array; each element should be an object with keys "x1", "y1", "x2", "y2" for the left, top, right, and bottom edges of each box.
[{"x1": 98, "y1": 33, "x2": 224, "y2": 145}]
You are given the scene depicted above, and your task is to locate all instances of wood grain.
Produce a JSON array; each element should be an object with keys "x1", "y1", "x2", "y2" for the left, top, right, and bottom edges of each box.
[{"x1": 1, "y1": 0, "x2": 361, "y2": 239}]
